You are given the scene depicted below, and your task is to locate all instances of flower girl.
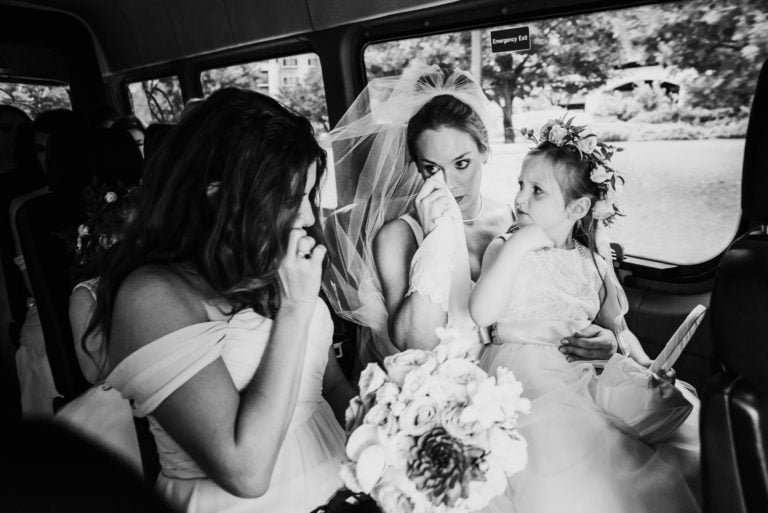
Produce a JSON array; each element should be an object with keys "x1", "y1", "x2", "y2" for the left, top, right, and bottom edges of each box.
[{"x1": 469, "y1": 119, "x2": 700, "y2": 513}]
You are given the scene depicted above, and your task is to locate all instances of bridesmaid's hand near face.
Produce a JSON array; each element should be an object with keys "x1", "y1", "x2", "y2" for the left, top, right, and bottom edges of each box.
[{"x1": 278, "y1": 228, "x2": 326, "y2": 308}]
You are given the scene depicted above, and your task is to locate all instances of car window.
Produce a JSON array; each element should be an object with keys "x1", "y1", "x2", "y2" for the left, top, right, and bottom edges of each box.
[
  {"x1": 0, "y1": 81, "x2": 71, "y2": 117},
  {"x1": 127, "y1": 76, "x2": 184, "y2": 125},
  {"x1": 201, "y1": 53, "x2": 335, "y2": 208},
  {"x1": 364, "y1": 0, "x2": 766, "y2": 265}
]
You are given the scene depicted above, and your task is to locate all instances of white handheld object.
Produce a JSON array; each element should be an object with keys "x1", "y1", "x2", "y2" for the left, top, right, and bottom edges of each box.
[{"x1": 649, "y1": 304, "x2": 707, "y2": 374}]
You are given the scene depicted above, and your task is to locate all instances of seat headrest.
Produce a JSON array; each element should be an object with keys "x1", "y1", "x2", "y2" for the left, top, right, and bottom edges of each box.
[
  {"x1": 742, "y1": 57, "x2": 768, "y2": 224},
  {"x1": 144, "y1": 123, "x2": 175, "y2": 161},
  {"x1": 45, "y1": 126, "x2": 91, "y2": 192},
  {"x1": 710, "y1": 232, "x2": 768, "y2": 390},
  {"x1": 87, "y1": 128, "x2": 143, "y2": 186}
]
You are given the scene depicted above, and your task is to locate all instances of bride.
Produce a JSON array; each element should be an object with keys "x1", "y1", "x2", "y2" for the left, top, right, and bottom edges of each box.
[
  {"x1": 321, "y1": 65, "x2": 619, "y2": 364},
  {"x1": 87, "y1": 89, "x2": 352, "y2": 513}
]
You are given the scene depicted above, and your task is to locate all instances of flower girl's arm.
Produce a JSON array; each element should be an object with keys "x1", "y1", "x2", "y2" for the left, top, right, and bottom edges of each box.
[{"x1": 470, "y1": 227, "x2": 551, "y2": 327}]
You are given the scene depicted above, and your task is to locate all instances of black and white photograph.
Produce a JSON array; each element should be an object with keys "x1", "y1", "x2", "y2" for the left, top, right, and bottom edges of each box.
[{"x1": 1, "y1": 1, "x2": 766, "y2": 512}]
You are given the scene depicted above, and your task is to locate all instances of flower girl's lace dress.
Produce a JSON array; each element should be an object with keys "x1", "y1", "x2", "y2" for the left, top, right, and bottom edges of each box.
[{"x1": 479, "y1": 239, "x2": 701, "y2": 513}]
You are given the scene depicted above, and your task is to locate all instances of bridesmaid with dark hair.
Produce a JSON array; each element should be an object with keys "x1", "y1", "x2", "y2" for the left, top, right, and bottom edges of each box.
[{"x1": 81, "y1": 88, "x2": 352, "y2": 513}]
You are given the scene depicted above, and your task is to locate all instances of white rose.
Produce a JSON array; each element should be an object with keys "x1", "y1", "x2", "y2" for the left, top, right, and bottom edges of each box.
[
  {"x1": 465, "y1": 465, "x2": 508, "y2": 511},
  {"x1": 420, "y1": 374, "x2": 465, "y2": 404},
  {"x1": 592, "y1": 199, "x2": 615, "y2": 220},
  {"x1": 356, "y1": 444, "x2": 388, "y2": 494},
  {"x1": 382, "y1": 432, "x2": 414, "y2": 469},
  {"x1": 399, "y1": 366, "x2": 431, "y2": 400},
  {"x1": 488, "y1": 426, "x2": 528, "y2": 475},
  {"x1": 464, "y1": 378, "x2": 506, "y2": 429},
  {"x1": 339, "y1": 461, "x2": 362, "y2": 493},
  {"x1": 590, "y1": 165, "x2": 611, "y2": 184},
  {"x1": 373, "y1": 484, "x2": 416, "y2": 513},
  {"x1": 376, "y1": 381, "x2": 400, "y2": 406},
  {"x1": 104, "y1": 191, "x2": 118, "y2": 203},
  {"x1": 77, "y1": 224, "x2": 90, "y2": 236},
  {"x1": 346, "y1": 424, "x2": 380, "y2": 461},
  {"x1": 436, "y1": 358, "x2": 488, "y2": 388},
  {"x1": 398, "y1": 397, "x2": 441, "y2": 436},
  {"x1": 548, "y1": 124, "x2": 568, "y2": 145},
  {"x1": 383, "y1": 349, "x2": 437, "y2": 387},
  {"x1": 495, "y1": 367, "x2": 531, "y2": 418},
  {"x1": 441, "y1": 403, "x2": 483, "y2": 442},
  {"x1": 359, "y1": 363, "x2": 388, "y2": 398},
  {"x1": 576, "y1": 135, "x2": 598, "y2": 154},
  {"x1": 364, "y1": 404, "x2": 398, "y2": 437}
]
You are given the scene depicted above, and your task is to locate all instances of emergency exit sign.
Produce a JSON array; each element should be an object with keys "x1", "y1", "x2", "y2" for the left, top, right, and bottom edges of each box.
[{"x1": 490, "y1": 27, "x2": 531, "y2": 53}]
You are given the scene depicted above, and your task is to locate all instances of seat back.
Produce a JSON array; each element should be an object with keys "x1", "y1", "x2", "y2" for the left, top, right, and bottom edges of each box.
[
  {"x1": 144, "y1": 123, "x2": 174, "y2": 162},
  {"x1": 15, "y1": 126, "x2": 143, "y2": 406},
  {"x1": 0, "y1": 122, "x2": 47, "y2": 333},
  {"x1": 702, "y1": 57, "x2": 768, "y2": 513}
]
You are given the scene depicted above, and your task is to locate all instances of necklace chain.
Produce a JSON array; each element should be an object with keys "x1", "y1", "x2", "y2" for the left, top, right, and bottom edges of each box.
[{"x1": 462, "y1": 199, "x2": 484, "y2": 224}]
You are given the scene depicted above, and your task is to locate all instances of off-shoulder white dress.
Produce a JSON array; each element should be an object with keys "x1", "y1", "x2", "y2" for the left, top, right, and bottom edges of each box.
[{"x1": 107, "y1": 298, "x2": 345, "y2": 513}]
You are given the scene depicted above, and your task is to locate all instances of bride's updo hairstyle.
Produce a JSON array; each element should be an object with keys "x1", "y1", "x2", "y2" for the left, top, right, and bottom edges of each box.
[
  {"x1": 86, "y1": 88, "x2": 326, "y2": 343},
  {"x1": 405, "y1": 70, "x2": 489, "y2": 166}
]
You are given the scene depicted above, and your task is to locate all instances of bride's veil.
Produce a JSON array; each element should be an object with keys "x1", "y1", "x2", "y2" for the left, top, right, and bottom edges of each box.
[{"x1": 319, "y1": 64, "x2": 493, "y2": 364}]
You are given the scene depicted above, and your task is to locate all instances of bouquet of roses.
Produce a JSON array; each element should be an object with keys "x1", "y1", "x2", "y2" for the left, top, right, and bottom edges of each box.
[{"x1": 340, "y1": 329, "x2": 530, "y2": 513}]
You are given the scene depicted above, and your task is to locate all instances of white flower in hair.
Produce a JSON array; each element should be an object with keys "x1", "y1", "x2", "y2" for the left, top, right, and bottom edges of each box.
[
  {"x1": 104, "y1": 191, "x2": 118, "y2": 203},
  {"x1": 592, "y1": 200, "x2": 615, "y2": 220},
  {"x1": 577, "y1": 135, "x2": 598, "y2": 154},
  {"x1": 547, "y1": 125, "x2": 568, "y2": 145},
  {"x1": 590, "y1": 165, "x2": 611, "y2": 184},
  {"x1": 77, "y1": 224, "x2": 90, "y2": 236}
]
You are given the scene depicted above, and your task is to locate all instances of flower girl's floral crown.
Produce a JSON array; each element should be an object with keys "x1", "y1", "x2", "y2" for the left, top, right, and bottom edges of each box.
[
  {"x1": 75, "y1": 181, "x2": 138, "y2": 264},
  {"x1": 521, "y1": 117, "x2": 624, "y2": 226}
]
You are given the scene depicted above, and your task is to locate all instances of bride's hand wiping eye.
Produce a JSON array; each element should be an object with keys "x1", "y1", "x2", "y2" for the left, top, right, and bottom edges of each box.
[{"x1": 414, "y1": 175, "x2": 454, "y2": 236}]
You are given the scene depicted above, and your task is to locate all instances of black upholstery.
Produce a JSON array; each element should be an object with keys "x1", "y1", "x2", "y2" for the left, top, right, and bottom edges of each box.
[
  {"x1": 16, "y1": 191, "x2": 90, "y2": 403},
  {"x1": 144, "y1": 123, "x2": 174, "y2": 162},
  {"x1": 15, "y1": 126, "x2": 143, "y2": 406},
  {"x1": 0, "y1": 123, "x2": 47, "y2": 332},
  {"x1": 4, "y1": 418, "x2": 173, "y2": 513},
  {"x1": 702, "y1": 57, "x2": 768, "y2": 513},
  {"x1": 742, "y1": 59, "x2": 768, "y2": 224}
]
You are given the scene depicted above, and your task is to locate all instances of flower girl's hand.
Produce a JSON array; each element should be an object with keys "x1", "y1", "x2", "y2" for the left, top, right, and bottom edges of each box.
[
  {"x1": 650, "y1": 368, "x2": 677, "y2": 399},
  {"x1": 415, "y1": 175, "x2": 453, "y2": 235},
  {"x1": 511, "y1": 225, "x2": 554, "y2": 252},
  {"x1": 278, "y1": 228, "x2": 326, "y2": 308}
]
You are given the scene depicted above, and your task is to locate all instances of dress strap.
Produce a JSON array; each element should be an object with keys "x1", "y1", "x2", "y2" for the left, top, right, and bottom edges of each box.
[
  {"x1": 72, "y1": 277, "x2": 99, "y2": 302},
  {"x1": 106, "y1": 322, "x2": 228, "y2": 417},
  {"x1": 399, "y1": 213, "x2": 424, "y2": 245}
]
